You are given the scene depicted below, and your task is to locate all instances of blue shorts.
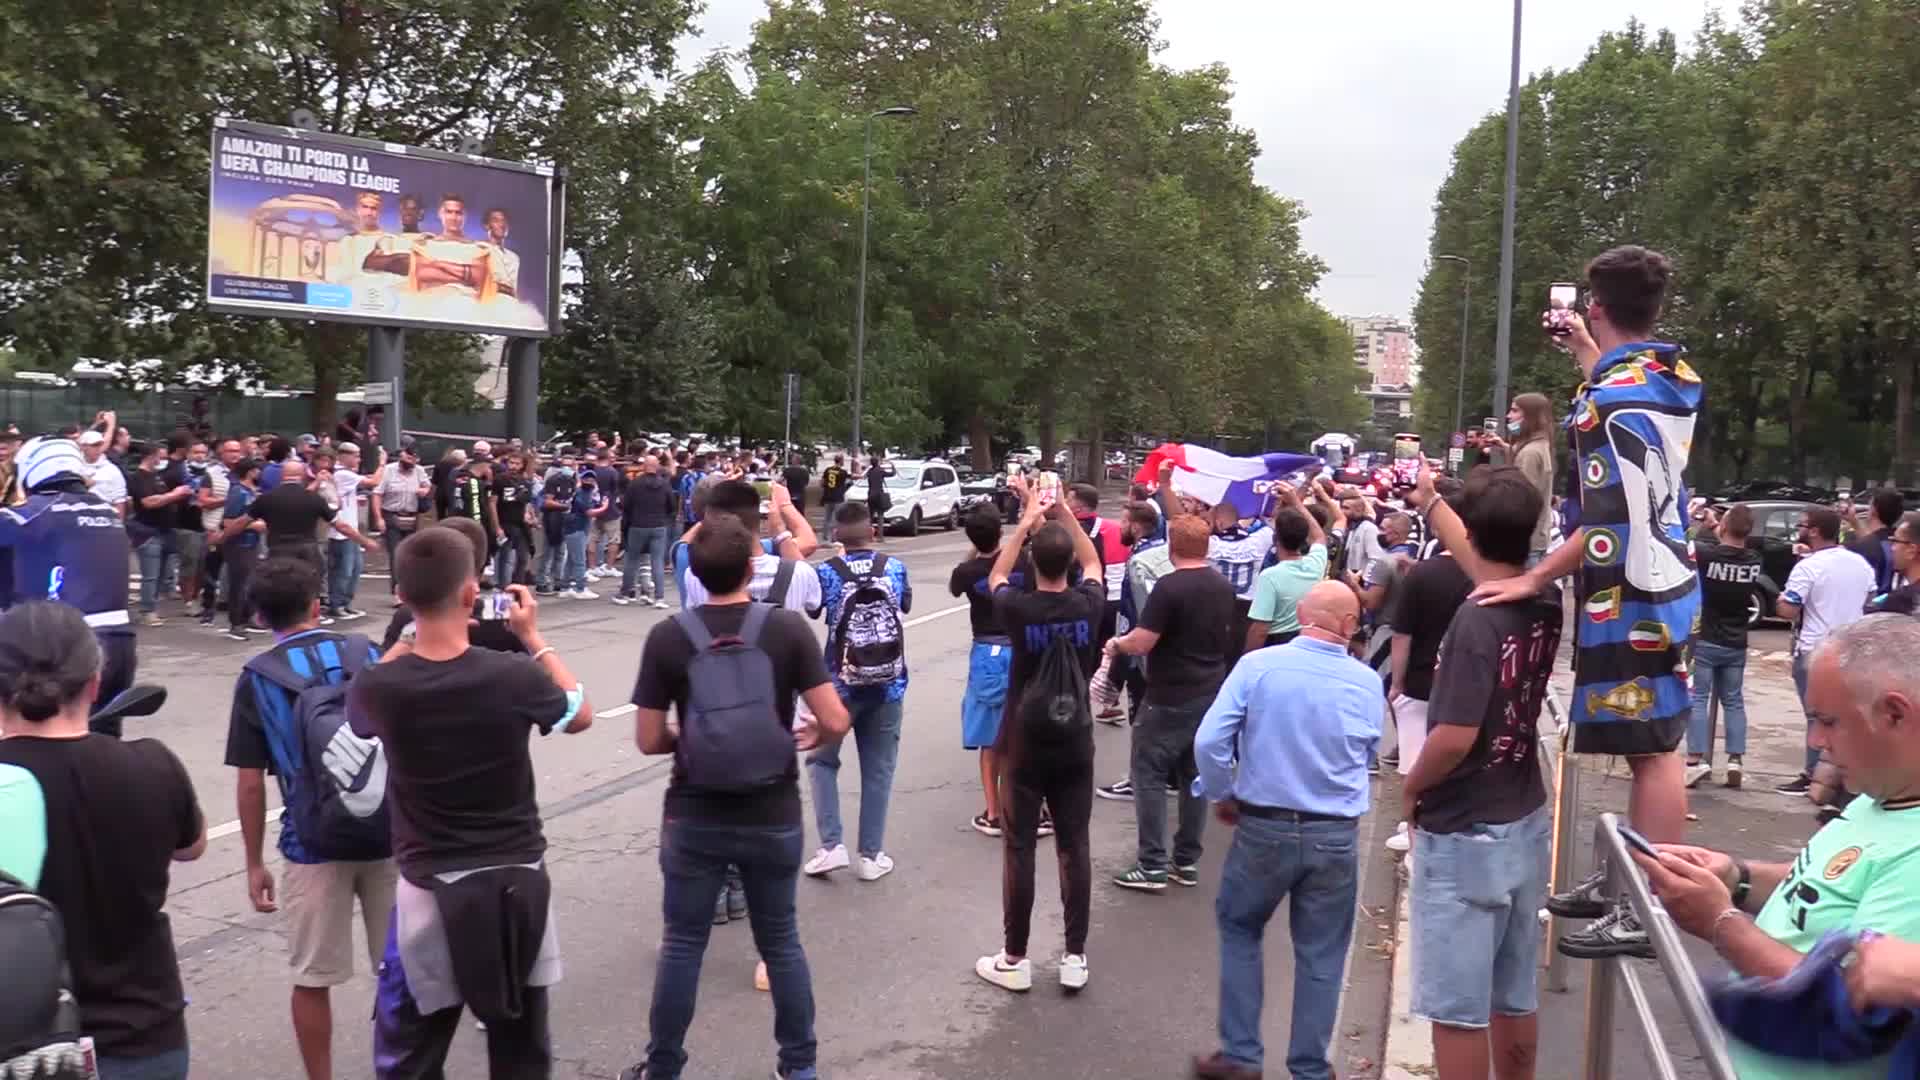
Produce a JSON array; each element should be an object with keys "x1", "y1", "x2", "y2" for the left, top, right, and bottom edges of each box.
[
  {"x1": 1410, "y1": 804, "x2": 1551, "y2": 1028},
  {"x1": 962, "y1": 640, "x2": 1011, "y2": 749}
]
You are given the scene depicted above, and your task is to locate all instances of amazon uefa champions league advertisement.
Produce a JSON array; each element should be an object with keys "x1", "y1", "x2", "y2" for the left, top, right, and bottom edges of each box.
[{"x1": 205, "y1": 118, "x2": 562, "y2": 336}]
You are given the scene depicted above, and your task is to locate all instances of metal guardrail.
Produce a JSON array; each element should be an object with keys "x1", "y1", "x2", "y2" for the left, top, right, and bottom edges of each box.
[
  {"x1": 1581, "y1": 812, "x2": 1739, "y2": 1080},
  {"x1": 1543, "y1": 691, "x2": 1578, "y2": 993}
]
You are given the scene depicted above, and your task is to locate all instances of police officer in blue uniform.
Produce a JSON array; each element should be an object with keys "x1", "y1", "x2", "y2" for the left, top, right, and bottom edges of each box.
[{"x1": 0, "y1": 437, "x2": 137, "y2": 735}]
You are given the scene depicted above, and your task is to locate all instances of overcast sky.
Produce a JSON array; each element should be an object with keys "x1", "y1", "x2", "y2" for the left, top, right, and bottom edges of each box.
[{"x1": 675, "y1": 1, "x2": 1733, "y2": 321}]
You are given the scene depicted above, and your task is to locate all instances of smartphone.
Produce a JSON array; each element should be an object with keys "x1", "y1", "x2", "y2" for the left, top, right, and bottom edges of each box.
[
  {"x1": 1482, "y1": 417, "x2": 1500, "y2": 434},
  {"x1": 1034, "y1": 470, "x2": 1062, "y2": 510},
  {"x1": 1545, "y1": 281, "x2": 1579, "y2": 337},
  {"x1": 477, "y1": 591, "x2": 513, "y2": 621},
  {"x1": 1616, "y1": 822, "x2": 1659, "y2": 859}
]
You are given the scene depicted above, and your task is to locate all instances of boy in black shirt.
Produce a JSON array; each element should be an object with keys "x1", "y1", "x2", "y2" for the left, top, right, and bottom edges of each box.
[
  {"x1": 974, "y1": 489, "x2": 1103, "y2": 994},
  {"x1": 350, "y1": 526, "x2": 592, "y2": 1077},
  {"x1": 624, "y1": 520, "x2": 849, "y2": 1080},
  {"x1": 948, "y1": 506, "x2": 1035, "y2": 836},
  {"x1": 1402, "y1": 466, "x2": 1562, "y2": 1079},
  {"x1": 1687, "y1": 504, "x2": 1764, "y2": 788}
]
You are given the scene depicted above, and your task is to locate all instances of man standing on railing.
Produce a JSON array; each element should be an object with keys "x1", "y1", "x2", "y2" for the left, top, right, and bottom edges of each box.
[
  {"x1": 1451, "y1": 246, "x2": 1702, "y2": 961},
  {"x1": 1633, "y1": 614, "x2": 1920, "y2": 1080},
  {"x1": 1402, "y1": 466, "x2": 1562, "y2": 1080}
]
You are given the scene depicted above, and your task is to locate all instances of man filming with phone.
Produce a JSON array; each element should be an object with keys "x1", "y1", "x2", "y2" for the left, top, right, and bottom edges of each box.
[{"x1": 1433, "y1": 245, "x2": 1703, "y2": 961}]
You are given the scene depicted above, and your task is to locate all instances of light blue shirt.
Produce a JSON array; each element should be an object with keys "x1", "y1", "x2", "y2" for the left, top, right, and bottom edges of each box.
[{"x1": 1194, "y1": 636, "x2": 1383, "y2": 819}]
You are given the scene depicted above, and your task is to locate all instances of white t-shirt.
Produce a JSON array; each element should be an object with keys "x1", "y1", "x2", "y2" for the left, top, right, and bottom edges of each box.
[
  {"x1": 82, "y1": 459, "x2": 128, "y2": 511},
  {"x1": 682, "y1": 553, "x2": 823, "y2": 616},
  {"x1": 1783, "y1": 545, "x2": 1875, "y2": 654},
  {"x1": 329, "y1": 467, "x2": 364, "y2": 541},
  {"x1": 201, "y1": 462, "x2": 231, "y2": 533}
]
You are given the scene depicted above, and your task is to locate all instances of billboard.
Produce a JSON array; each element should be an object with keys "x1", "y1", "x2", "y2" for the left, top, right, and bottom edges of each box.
[{"x1": 206, "y1": 118, "x2": 562, "y2": 337}]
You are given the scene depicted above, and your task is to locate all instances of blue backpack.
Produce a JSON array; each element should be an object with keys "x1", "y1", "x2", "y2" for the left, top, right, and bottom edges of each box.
[{"x1": 244, "y1": 633, "x2": 390, "y2": 862}]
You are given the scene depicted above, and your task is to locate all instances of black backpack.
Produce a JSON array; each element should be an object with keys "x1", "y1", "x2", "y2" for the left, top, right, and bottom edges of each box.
[
  {"x1": 0, "y1": 871, "x2": 85, "y2": 1075},
  {"x1": 1016, "y1": 632, "x2": 1092, "y2": 743},
  {"x1": 673, "y1": 605, "x2": 794, "y2": 791}
]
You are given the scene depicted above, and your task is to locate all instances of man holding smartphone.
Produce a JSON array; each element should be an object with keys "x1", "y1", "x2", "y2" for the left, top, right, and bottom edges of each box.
[{"x1": 1438, "y1": 245, "x2": 1703, "y2": 962}]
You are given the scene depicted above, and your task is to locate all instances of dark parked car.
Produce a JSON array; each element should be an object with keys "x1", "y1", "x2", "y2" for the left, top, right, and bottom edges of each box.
[
  {"x1": 1711, "y1": 499, "x2": 1822, "y2": 627},
  {"x1": 1711, "y1": 481, "x2": 1834, "y2": 505},
  {"x1": 956, "y1": 467, "x2": 1018, "y2": 518}
]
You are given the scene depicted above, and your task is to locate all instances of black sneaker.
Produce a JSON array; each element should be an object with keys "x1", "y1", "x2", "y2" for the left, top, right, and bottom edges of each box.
[
  {"x1": 1171, "y1": 864, "x2": 1200, "y2": 888},
  {"x1": 712, "y1": 892, "x2": 730, "y2": 926},
  {"x1": 726, "y1": 881, "x2": 747, "y2": 921},
  {"x1": 1546, "y1": 869, "x2": 1608, "y2": 919},
  {"x1": 971, "y1": 813, "x2": 1002, "y2": 838},
  {"x1": 1037, "y1": 810, "x2": 1055, "y2": 838},
  {"x1": 1776, "y1": 773, "x2": 1813, "y2": 795},
  {"x1": 1095, "y1": 777, "x2": 1134, "y2": 801},
  {"x1": 224, "y1": 629, "x2": 248, "y2": 642},
  {"x1": 1557, "y1": 901, "x2": 1654, "y2": 960}
]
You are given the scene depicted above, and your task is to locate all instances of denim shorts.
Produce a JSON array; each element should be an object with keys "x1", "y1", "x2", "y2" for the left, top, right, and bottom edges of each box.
[
  {"x1": 961, "y1": 641, "x2": 1010, "y2": 749},
  {"x1": 1410, "y1": 804, "x2": 1551, "y2": 1028}
]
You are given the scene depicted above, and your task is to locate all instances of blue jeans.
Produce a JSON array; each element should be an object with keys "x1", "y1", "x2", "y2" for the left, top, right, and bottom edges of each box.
[
  {"x1": 1688, "y1": 640, "x2": 1748, "y2": 758},
  {"x1": 622, "y1": 525, "x2": 669, "y2": 601},
  {"x1": 1410, "y1": 806, "x2": 1551, "y2": 1028},
  {"x1": 807, "y1": 694, "x2": 903, "y2": 857},
  {"x1": 645, "y1": 820, "x2": 816, "y2": 1080},
  {"x1": 563, "y1": 530, "x2": 588, "y2": 590},
  {"x1": 97, "y1": 1047, "x2": 190, "y2": 1080},
  {"x1": 1214, "y1": 814, "x2": 1358, "y2": 1079},
  {"x1": 539, "y1": 529, "x2": 566, "y2": 590},
  {"x1": 327, "y1": 537, "x2": 362, "y2": 612},
  {"x1": 134, "y1": 533, "x2": 174, "y2": 614},
  {"x1": 1794, "y1": 651, "x2": 1818, "y2": 773}
]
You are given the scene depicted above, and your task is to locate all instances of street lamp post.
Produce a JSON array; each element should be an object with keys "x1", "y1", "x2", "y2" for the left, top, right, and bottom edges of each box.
[
  {"x1": 1436, "y1": 254, "x2": 1471, "y2": 440},
  {"x1": 851, "y1": 105, "x2": 917, "y2": 456},
  {"x1": 1491, "y1": 0, "x2": 1523, "y2": 426}
]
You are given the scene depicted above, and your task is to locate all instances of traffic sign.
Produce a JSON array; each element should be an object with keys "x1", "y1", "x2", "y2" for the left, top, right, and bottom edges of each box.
[
  {"x1": 360, "y1": 380, "x2": 395, "y2": 406},
  {"x1": 1449, "y1": 431, "x2": 1466, "y2": 449},
  {"x1": 1447, "y1": 447, "x2": 1465, "y2": 467}
]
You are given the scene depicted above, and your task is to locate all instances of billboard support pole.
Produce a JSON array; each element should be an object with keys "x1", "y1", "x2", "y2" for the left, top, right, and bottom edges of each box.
[
  {"x1": 368, "y1": 327, "x2": 405, "y2": 454},
  {"x1": 506, "y1": 338, "x2": 540, "y2": 445}
]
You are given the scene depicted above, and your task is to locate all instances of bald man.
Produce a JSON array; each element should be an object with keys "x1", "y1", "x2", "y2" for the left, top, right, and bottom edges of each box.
[
  {"x1": 1191, "y1": 578, "x2": 1382, "y2": 1080},
  {"x1": 234, "y1": 458, "x2": 378, "y2": 584}
]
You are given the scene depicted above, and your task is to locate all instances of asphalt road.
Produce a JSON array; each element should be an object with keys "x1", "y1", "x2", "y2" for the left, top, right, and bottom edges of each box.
[{"x1": 132, "y1": 525, "x2": 1401, "y2": 1080}]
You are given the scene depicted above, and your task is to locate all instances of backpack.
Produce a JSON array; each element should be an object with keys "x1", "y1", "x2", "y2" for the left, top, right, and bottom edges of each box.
[
  {"x1": 1016, "y1": 632, "x2": 1091, "y2": 744},
  {"x1": 672, "y1": 605, "x2": 793, "y2": 791},
  {"x1": 0, "y1": 870, "x2": 83, "y2": 1074},
  {"x1": 243, "y1": 633, "x2": 390, "y2": 862},
  {"x1": 828, "y1": 555, "x2": 906, "y2": 686}
]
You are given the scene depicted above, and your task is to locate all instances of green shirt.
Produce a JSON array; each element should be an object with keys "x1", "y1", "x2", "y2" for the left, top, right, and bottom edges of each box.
[
  {"x1": 0, "y1": 763, "x2": 46, "y2": 888},
  {"x1": 1247, "y1": 544, "x2": 1328, "y2": 636},
  {"x1": 1734, "y1": 796, "x2": 1920, "y2": 1080}
]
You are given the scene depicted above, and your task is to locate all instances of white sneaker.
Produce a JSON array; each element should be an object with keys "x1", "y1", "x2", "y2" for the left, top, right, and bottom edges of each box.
[
  {"x1": 974, "y1": 951, "x2": 1032, "y2": 992},
  {"x1": 1685, "y1": 761, "x2": 1713, "y2": 788},
  {"x1": 1059, "y1": 953, "x2": 1089, "y2": 992},
  {"x1": 568, "y1": 588, "x2": 600, "y2": 600},
  {"x1": 856, "y1": 852, "x2": 895, "y2": 881},
  {"x1": 803, "y1": 844, "x2": 850, "y2": 877},
  {"x1": 611, "y1": 594, "x2": 633, "y2": 606},
  {"x1": 1384, "y1": 821, "x2": 1411, "y2": 853},
  {"x1": 651, "y1": 599, "x2": 670, "y2": 610}
]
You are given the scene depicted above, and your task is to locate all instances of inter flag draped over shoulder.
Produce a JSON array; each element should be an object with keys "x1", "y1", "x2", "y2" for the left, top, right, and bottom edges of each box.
[{"x1": 1131, "y1": 443, "x2": 1322, "y2": 518}]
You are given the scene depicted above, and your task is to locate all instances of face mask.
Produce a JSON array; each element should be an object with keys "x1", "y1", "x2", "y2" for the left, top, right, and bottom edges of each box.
[{"x1": 1507, "y1": 419, "x2": 1523, "y2": 435}]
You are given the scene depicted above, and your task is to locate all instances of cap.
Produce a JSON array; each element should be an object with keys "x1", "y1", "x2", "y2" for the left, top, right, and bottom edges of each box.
[
  {"x1": 399, "y1": 435, "x2": 418, "y2": 452},
  {"x1": 77, "y1": 430, "x2": 106, "y2": 447},
  {"x1": 297, "y1": 433, "x2": 319, "y2": 447}
]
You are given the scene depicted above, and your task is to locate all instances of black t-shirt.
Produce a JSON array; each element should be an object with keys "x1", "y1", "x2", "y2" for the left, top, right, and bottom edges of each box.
[
  {"x1": 247, "y1": 483, "x2": 335, "y2": 547},
  {"x1": 949, "y1": 552, "x2": 1035, "y2": 640},
  {"x1": 1849, "y1": 528, "x2": 1895, "y2": 593},
  {"x1": 1696, "y1": 541, "x2": 1765, "y2": 648},
  {"x1": 630, "y1": 602, "x2": 830, "y2": 826},
  {"x1": 594, "y1": 466, "x2": 622, "y2": 510},
  {"x1": 1387, "y1": 553, "x2": 1473, "y2": 701},
  {"x1": 992, "y1": 580, "x2": 1105, "y2": 764},
  {"x1": 1866, "y1": 582, "x2": 1920, "y2": 616},
  {"x1": 782, "y1": 465, "x2": 811, "y2": 503},
  {"x1": 1416, "y1": 593, "x2": 1564, "y2": 834},
  {"x1": 127, "y1": 467, "x2": 178, "y2": 535},
  {"x1": 381, "y1": 604, "x2": 529, "y2": 655},
  {"x1": 493, "y1": 473, "x2": 532, "y2": 532},
  {"x1": 348, "y1": 648, "x2": 571, "y2": 884},
  {"x1": 1137, "y1": 566, "x2": 1237, "y2": 705},
  {"x1": 447, "y1": 468, "x2": 489, "y2": 523},
  {"x1": 0, "y1": 734, "x2": 201, "y2": 1057},
  {"x1": 820, "y1": 465, "x2": 849, "y2": 502},
  {"x1": 623, "y1": 473, "x2": 675, "y2": 530},
  {"x1": 165, "y1": 461, "x2": 202, "y2": 531},
  {"x1": 431, "y1": 459, "x2": 458, "y2": 515}
]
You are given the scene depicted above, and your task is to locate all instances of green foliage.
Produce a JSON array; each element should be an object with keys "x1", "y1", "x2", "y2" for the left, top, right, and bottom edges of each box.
[{"x1": 1414, "y1": 3, "x2": 1920, "y2": 487}]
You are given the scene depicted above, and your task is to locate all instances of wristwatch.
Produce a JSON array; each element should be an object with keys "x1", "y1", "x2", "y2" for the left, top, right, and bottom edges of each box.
[{"x1": 1732, "y1": 858, "x2": 1752, "y2": 909}]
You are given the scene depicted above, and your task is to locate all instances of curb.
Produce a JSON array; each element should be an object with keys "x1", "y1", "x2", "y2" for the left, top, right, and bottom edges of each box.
[{"x1": 1379, "y1": 858, "x2": 1431, "y2": 1080}]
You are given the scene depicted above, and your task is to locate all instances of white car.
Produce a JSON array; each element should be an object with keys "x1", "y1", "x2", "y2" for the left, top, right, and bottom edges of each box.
[{"x1": 846, "y1": 459, "x2": 964, "y2": 536}]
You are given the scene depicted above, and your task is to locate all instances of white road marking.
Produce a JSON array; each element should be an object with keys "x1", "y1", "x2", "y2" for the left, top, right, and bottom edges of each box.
[{"x1": 201, "y1": 602, "x2": 973, "y2": 843}]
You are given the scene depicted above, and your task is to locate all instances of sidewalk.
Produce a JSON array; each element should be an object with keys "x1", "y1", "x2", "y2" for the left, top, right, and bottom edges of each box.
[{"x1": 1381, "y1": 654, "x2": 1825, "y2": 1079}]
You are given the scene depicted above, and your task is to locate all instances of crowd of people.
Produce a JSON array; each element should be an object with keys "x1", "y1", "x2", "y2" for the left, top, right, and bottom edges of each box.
[{"x1": 4, "y1": 243, "x2": 1920, "y2": 1080}]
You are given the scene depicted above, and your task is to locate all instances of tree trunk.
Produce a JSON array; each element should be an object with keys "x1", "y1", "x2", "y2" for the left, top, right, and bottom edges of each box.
[
  {"x1": 305, "y1": 322, "x2": 346, "y2": 437},
  {"x1": 1895, "y1": 351, "x2": 1915, "y2": 487},
  {"x1": 1037, "y1": 383, "x2": 1057, "y2": 469},
  {"x1": 968, "y1": 409, "x2": 992, "y2": 472},
  {"x1": 1086, "y1": 411, "x2": 1105, "y2": 487},
  {"x1": 1787, "y1": 361, "x2": 1815, "y2": 483}
]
